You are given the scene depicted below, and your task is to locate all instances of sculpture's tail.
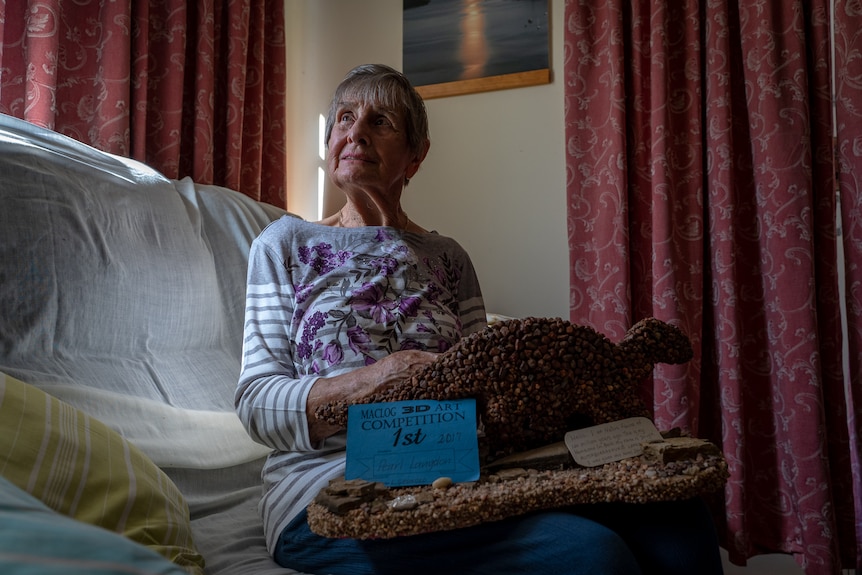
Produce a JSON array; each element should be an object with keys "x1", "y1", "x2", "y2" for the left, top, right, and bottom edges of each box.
[{"x1": 619, "y1": 317, "x2": 693, "y2": 365}]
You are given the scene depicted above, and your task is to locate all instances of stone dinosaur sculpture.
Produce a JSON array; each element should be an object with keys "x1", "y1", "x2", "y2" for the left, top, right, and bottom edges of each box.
[{"x1": 316, "y1": 316, "x2": 694, "y2": 458}]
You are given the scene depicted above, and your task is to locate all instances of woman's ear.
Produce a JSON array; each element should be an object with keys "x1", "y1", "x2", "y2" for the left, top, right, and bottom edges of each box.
[{"x1": 406, "y1": 139, "x2": 431, "y2": 181}]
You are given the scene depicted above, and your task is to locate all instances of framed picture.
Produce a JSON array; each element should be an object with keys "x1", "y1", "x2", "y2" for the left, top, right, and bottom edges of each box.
[{"x1": 403, "y1": 0, "x2": 551, "y2": 99}]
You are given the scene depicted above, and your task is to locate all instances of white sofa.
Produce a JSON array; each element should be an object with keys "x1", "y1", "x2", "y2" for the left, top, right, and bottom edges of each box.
[{"x1": 0, "y1": 113, "x2": 309, "y2": 574}]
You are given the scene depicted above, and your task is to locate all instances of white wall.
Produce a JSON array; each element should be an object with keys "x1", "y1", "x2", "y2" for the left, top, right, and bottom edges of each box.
[{"x1": 284, "y1": 0, "x2": 569, "y2": 320}]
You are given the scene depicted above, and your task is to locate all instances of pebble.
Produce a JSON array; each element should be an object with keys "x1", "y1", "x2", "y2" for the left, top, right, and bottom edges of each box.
[
  {"x1": 432, "y1": 477, "x2": 453, "y2": 490},
  {"x1": 388, "y1": 495, "x2": 418, "y2": 511}
]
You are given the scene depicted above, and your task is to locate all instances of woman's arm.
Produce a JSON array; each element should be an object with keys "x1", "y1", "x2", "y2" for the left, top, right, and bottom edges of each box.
[{"x1": 305, "y1": 349, "x2": 438, "y2": 444}]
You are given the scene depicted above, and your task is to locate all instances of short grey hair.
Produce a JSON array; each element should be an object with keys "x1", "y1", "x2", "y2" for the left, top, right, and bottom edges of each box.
[{"x1": 324, "y1": 64, "x2": 429, "y2": 157}]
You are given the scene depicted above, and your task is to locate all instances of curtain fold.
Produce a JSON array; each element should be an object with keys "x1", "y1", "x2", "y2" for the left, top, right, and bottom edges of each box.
[
  {"x1": 0, "y1": 0, "x2": 286, "y2": 207},
  {"x1": 564, "y1": 0, "x2": 859, "y2": 573},
  {"x1": 835, "y1": 0, "x2": 862, "y2": 567}
]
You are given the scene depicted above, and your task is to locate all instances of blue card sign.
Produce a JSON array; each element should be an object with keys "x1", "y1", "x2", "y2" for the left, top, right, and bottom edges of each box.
[{"x1": 345, "y1": 399, "x2": 480, "y2": 487}]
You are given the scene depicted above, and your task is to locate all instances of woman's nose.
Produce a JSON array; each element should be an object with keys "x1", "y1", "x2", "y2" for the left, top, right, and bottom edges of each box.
[{"x1": 347, "y1": 119, "x2": 370, "y2": 145}]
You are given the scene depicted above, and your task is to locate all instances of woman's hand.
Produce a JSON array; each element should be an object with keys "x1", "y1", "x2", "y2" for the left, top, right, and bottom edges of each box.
[{"x1": 305, "y1": 350, "x2": 438, "y2": 444}]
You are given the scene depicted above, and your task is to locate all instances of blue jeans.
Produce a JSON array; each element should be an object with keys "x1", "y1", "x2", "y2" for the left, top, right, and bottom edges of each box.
[{"x1": 274, "y1": 498, "x2": 724, "y2": 575}]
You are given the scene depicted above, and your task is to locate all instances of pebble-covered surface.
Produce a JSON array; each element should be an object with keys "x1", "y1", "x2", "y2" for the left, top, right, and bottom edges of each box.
[
  {"x1": 315, "y1": 317, "x2": 694, "y2": 458},
  {"x1": 308, "y1": 317, "x2": 724, "y2": 540},
  {"x1": 307, "y1": 453, "x2": 729, "y2": 539}
]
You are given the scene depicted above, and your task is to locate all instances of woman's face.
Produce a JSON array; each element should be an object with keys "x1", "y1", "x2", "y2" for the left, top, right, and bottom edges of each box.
[{"x1": 327, "y1": 99, "x2": 424, "y2": 198}]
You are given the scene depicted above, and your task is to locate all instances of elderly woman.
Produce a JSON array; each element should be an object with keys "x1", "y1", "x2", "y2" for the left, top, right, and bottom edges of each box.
[{"x1": 236, "y1": 64, "x2": 723, "y2": 575}]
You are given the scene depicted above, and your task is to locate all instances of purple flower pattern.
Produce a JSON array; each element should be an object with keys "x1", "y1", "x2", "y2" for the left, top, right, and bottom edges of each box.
[
  {"x1": 293, "y1": 234, "x2": 463, "y2": 371},
  {"x1": 350, "y1": 282, "x2": 399, "y2": 324},
  {"x1": 296, "y1": 310, "x2": 326, "y2": 360},
  {"x1": 322, "y1": 341, "x2": 344, "y2": 364},
  {"x1": 298, "y1": 243, "x2": 352, "y2": 275}
]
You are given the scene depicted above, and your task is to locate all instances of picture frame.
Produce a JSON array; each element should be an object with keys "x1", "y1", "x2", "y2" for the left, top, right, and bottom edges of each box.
[{"x1": 403, "y1": 0, "x2": 551, "y2": 99}]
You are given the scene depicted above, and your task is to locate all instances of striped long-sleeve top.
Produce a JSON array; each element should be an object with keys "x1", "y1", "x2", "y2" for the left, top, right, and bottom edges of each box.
[{"x1": 235, "y1": 215, "x2": 487, "y2": 554}]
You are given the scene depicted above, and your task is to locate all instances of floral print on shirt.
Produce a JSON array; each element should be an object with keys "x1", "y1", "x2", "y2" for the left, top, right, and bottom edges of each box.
[{"x1": 291, "y1": 230, "x2": 464, "y2": 375}]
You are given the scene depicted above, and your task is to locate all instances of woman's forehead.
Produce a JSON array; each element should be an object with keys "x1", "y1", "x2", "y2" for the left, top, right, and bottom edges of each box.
[
  {"x1": 339, "y1": 84, "x2": 405, "y2": 112},
  {"x1": 337, "y1": 98, "x2": 397, "y2": 113}
]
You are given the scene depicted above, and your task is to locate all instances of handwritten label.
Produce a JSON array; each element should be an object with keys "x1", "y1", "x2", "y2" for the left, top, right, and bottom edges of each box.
[
  {"x1": 564, "y1": 417, "x2": 663, "y2": 467},
  {"x1": 345, "y1": 399, "x2": 479, "y2": 487}
]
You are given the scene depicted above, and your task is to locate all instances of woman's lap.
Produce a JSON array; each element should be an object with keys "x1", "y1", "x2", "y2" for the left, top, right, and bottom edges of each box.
[
  {"x1": 572, "y1": 498, "x2": 724, "y2": 575},
  {"x1": 275, "y1": 498, "x2": 722, "y2": 575}
]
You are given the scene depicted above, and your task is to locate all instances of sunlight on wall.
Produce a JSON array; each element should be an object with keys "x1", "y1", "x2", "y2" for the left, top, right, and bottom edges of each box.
[
  {"x1": 318, "y1": 114, "x2": 326, "y2": 220},
  {"x1": 317, "y1": 167, "x2": 325, "y2": 221}
]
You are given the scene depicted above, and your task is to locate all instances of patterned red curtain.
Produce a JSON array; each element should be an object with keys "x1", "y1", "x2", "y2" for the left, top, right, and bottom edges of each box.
[
  {"x1": 836, "y1": 2, "x2": 862, "y2": 569},
  {"x1": 564, "y1": 0, "x2": 860, "y2": 573},
  {"x1": 0, "y1": 0, "x2": 286, "y2": 207}
]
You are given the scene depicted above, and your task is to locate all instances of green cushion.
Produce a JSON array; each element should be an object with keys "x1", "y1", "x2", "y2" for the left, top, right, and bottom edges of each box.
[
  {"x1": 0, "y1": 372, "x2": 205, "y2": 574},
  {"x1": 0, "y1": 474, "x2": 191, "y2": 574}
]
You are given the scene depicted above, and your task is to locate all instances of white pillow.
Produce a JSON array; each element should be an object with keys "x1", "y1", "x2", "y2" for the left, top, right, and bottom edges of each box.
[{"x1": 39, "y1": 384, "x2": 272, "y2": 469}]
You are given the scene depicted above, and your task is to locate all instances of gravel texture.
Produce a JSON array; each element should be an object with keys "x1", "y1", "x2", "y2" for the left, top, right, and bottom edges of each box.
[
  {"x1": 308, "y1": 451, "x2": 728, "y2": 539},
  {"x1": 316, "y1": 317, "x2": 694, "y2": 458},
  {"x1": 308, "y1": 317, "x2": 727, "y2": 539}
]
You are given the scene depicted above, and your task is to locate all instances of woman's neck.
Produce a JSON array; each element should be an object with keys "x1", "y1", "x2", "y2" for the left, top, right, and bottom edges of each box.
[
  {"x1": 317, "y1": 204, "x2": 426, "y2": 233},
  {"x1": 336, "y1": 205, "x2": 409, "y2": 229}
]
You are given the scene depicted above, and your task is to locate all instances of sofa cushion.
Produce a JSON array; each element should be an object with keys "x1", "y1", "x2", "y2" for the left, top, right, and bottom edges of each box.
[
  {"x1": 0, "y1": 474, "x2": 192, "y2": 575},
  {"x1": 0, "y1": 117, "x2": 245, "y2": 408},
  {"x1": 0, "y1": 113, "x2": 286, "y2": 468},
  {"x1": 0, "y1": 372, "x2": 205, "y2": 574},
  {"x1": 35, "y1": 383, "x2": 272, "y2": 470}
]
